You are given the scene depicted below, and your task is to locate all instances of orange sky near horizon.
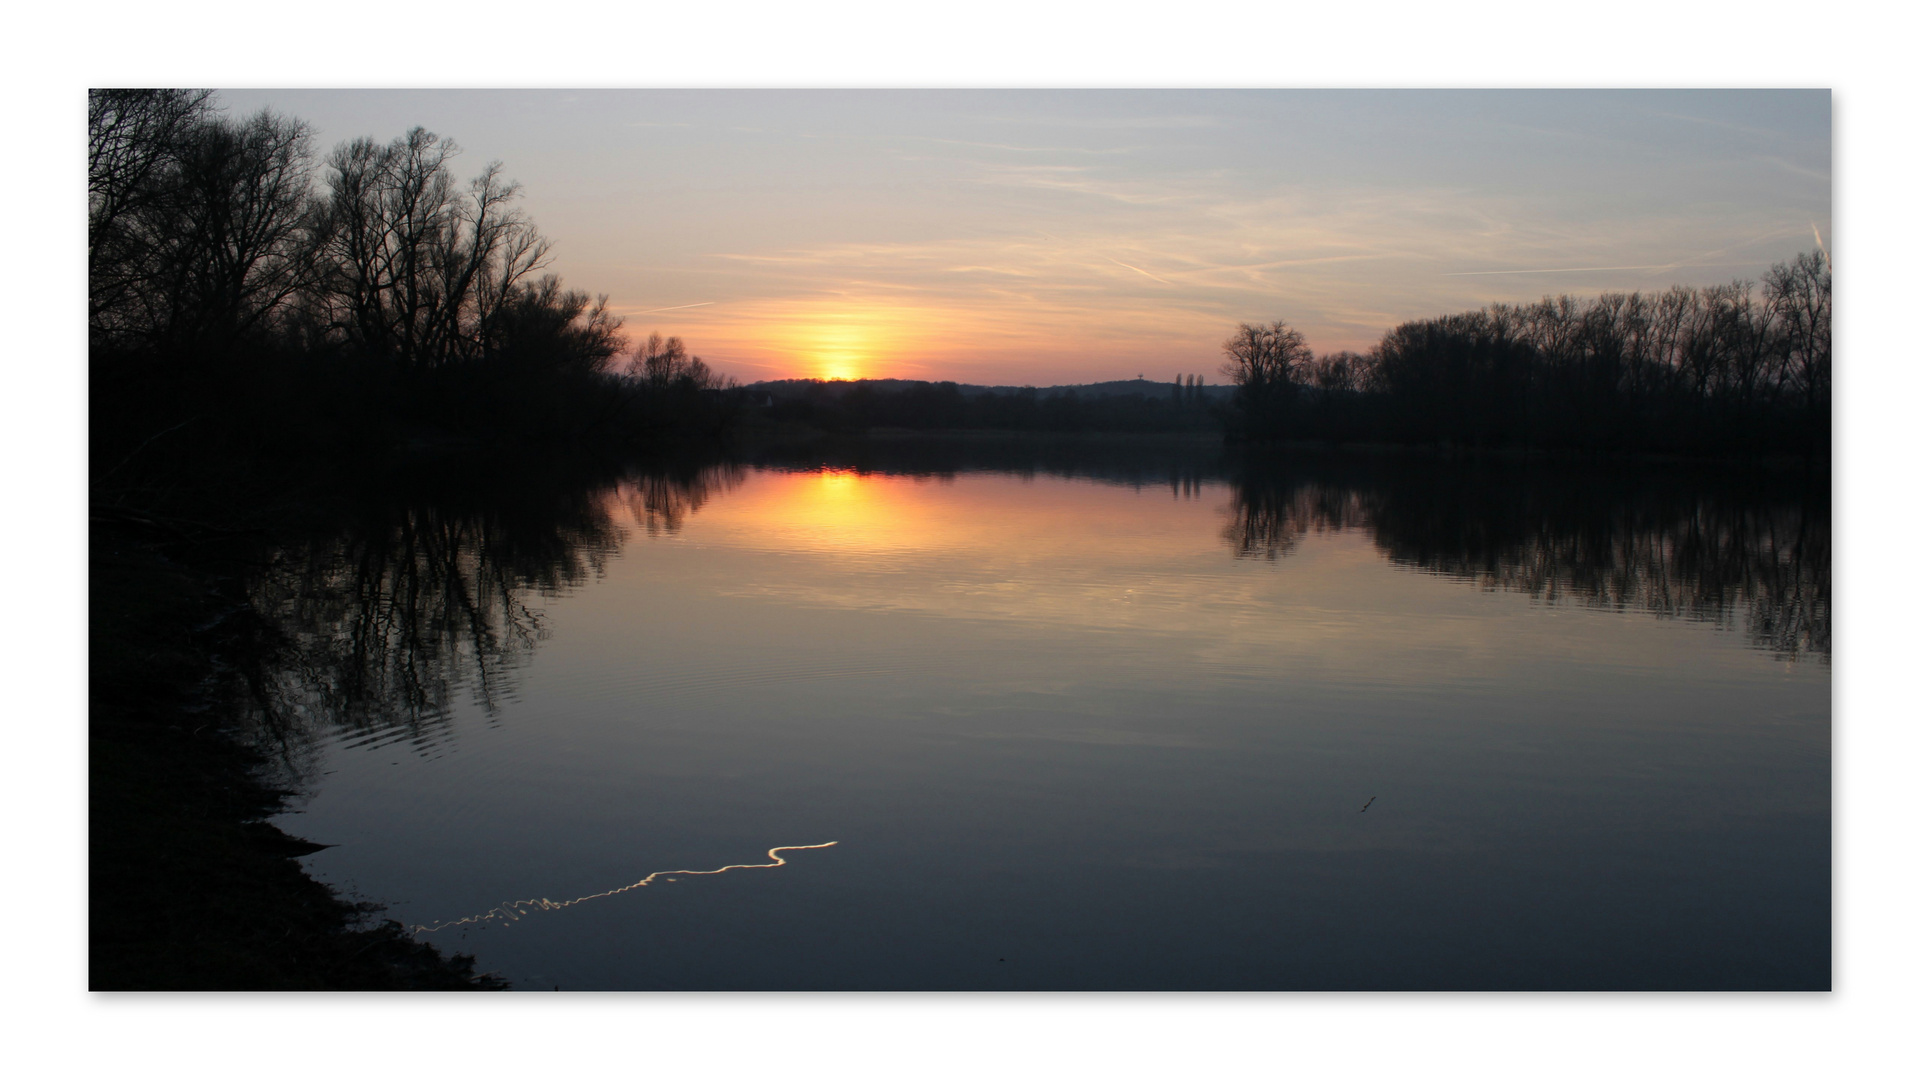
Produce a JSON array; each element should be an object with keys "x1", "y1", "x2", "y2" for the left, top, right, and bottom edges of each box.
[
  {"x1": 216, "y1": 90, "x2": 1832, "y2": 387},
  {"x1": 661, "y1": 293, "x2": 1225, "y2": 384}
]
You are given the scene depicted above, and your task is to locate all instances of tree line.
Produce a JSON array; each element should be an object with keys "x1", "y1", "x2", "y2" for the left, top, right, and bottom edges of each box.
[
  {"x1": 90, "y1": 89, "x2": 730, "y2": 498},
  {"x1": 1218, "y1": 255, "x2": 1831, "y2": 457}
]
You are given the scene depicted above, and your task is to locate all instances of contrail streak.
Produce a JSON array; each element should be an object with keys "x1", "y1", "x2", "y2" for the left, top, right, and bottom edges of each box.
[
  {"x1": 1441, "y1": 264, "x2": 1680, "y2": 277},
  {"x1": 1108, "y1": 257, "x2": 1177, "y2": 286},
  {"x1": 1811, "y1": 222, "x2": 1830, "y2": 262},
  {"x1": 409, "y1": 842, "x2": 839, "y2": 936},
  {"x1": 631, "y1": 301, "x2": 716, "y2": 314}
]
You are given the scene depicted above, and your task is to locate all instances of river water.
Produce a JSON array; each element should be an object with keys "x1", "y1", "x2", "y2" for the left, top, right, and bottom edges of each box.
[{"x1": 260, "y1": 442, "x2": 1828, "y2": 989}]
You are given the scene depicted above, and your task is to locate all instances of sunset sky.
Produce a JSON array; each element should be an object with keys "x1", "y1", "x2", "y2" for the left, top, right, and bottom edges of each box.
[{"x1": 217, "y1": 89, "x2": 1830, "y2": 386}]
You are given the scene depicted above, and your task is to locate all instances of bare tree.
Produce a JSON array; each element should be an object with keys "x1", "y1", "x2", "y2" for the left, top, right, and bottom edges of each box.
[
  {"x1": 88, "y1": 90, "x2": 214, "y2": 264},
  {"x1": 89, "y1": 92, "x2": 317, "y2": 352},
  {"x1": 89, "y1": 89, "x2": 214, "y2": 337},
  {"x1": 1765, "y1": 250, "x2": 1832, "y2": 422},
  {"x1": 315, "y1": 129, "x2": 550, "y2": 368},
  {"x1": 1220, "y1": 320, "x2": 1312, "y2": 390},
  {"x1": 159, "y1": 109, "x2": 316, "y2": 345},
  {"x1": 626, "y1": 332, "x2": 725, "y2": 389},
  {"x1": 1218, "y1": 320, "x2": 1312, "y2": 437}
]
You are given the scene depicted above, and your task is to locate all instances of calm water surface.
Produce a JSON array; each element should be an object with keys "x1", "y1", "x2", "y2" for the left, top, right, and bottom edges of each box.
[{"x1": 263, "y1": 446, "x2": 1828, "y2": 989}]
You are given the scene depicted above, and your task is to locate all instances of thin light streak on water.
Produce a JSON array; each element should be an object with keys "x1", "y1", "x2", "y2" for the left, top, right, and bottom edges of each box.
[{"x1": 409, "y1": 843, "x2": 840, "y2": 935}]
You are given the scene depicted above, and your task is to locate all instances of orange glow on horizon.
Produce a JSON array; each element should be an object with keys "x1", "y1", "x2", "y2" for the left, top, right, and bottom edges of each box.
[
  {"x1": 797, "y1": 322, "x2": 876, "y2": 381},
  {"x1": 640, "y1": 300, "x2": 999, "y2": 383},
  {"x1": 725, "y1": 306, "x2": 923, "y2": 382},
  {"x1": 622, "y1": 291, "x2": 1231, "y2": 385}
]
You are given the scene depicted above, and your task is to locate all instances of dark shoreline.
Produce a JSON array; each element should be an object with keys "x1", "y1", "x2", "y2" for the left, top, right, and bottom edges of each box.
[
  {"x1": 737, "y1": 421, "x2": 1827, "y2": 474},
  {"x1": 87, "y1": 438, "x2": 704, "y2": 990},
  {"x1": 90, "y1": 517, "x2": 509, "y2": 990}
]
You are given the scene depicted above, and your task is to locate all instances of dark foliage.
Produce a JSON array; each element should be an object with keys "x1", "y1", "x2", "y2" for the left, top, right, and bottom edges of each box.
[
  {"x1": 753, "y1": 378, "x2": 1224, "y2": 435},
  {"x1": 1219, "y1": 257, "x2": 1832, "y2": 457}
]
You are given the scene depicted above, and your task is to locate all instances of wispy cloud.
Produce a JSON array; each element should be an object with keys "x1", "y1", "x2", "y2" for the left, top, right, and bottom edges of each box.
[
  {"x1": 895, "y1": 135, "x2": 1138, "y2": 156},
  {"x1": 1441, "y1": 264, "x2": 1689, "y2": 277},
  {"x1": 981, "y1": 112, "x2": 1231, "y2": 131}
]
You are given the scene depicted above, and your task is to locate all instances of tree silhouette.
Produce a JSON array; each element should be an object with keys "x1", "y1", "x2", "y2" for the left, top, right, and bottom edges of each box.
[
  {"x1": 1219, "y1": 320, "x2": 1312, "y2": 439},
  {"x1": 89, "y1": 90, "x2": 314, "y2": 355},
  {"x1": 88, "y1": 89, "x2": 215, "y2": 330},
  {"x1": 1219, "y1": 254, "x2": 1830, "y2": 456},
  {"x1": 314, "y1": 128, "x2": 551, "y2": 370}
]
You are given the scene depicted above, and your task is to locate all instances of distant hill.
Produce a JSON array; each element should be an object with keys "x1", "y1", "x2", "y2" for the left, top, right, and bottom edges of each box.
[
  {"x1": 748, "y1": 377, "x2": 1234, "y2": 402},
  {"x1": 736, "y1": 375, "x2": 1230, "y2": 436}
]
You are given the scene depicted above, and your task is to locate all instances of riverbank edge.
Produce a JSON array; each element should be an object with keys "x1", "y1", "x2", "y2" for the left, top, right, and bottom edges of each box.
[{"x1": 89, "y1": 518, "x2": 509, "y2": 991}]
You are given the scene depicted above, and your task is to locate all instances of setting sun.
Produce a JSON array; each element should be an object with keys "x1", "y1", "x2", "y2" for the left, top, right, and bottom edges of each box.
[
  {"x1": 681, "y1": 300, "x2": 976, "y2": 382},
  {"x1": 795, "y1": 321, "x2": 878, "y2": 381}
]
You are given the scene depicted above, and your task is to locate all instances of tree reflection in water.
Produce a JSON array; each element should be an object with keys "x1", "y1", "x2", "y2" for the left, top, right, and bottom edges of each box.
[
  {"x1": 612, "y1": 461, "x2": 744, "y2": 536},
  {"x1": 1224, "y1": 457, "x2": 1828, "y2": 660},
  {"x1": 232, "y1": 460, "x2": 743, "y2": 773},
  {"x1": 223, "y1": 446, "x2": 1823, "y2": 788}
]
